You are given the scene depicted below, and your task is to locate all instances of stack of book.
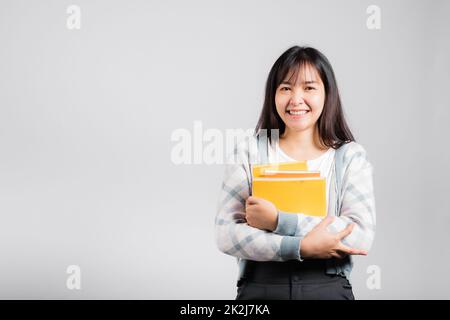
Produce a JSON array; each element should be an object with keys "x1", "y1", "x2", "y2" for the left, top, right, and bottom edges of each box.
[{"x1": 251, "y1": 161, "x2": 326, "y2": 217}]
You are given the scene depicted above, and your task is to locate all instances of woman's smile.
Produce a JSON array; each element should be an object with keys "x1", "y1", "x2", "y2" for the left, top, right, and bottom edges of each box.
[
  {"x1": 275, "y1": 63, "x2": 325, "y2": 133},
  {"x1": 286, "y1": 108, "x2": 311, "y2": 120}
]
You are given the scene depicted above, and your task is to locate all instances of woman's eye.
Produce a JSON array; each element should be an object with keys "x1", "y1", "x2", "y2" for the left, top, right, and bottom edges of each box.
[
  {"x1": 280, "y1": 87, "x2": 291, "y2": 91},
  {"x1": 305, "y1": 86, "x2": 315, "y2": 91}
]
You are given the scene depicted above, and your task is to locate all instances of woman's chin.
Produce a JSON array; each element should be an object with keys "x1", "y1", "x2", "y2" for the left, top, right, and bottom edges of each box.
[{"x1": 284, "y1": 122, "x2": 312, "y2": 132}]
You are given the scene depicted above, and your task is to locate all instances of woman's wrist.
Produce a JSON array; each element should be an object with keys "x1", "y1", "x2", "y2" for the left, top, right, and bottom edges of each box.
[
  {"x1": 269, "y1": 210, "x2": 279, "y2": 231},
  {"x1": 300, "y1": 235, "x2": 311, "y2": 258}
]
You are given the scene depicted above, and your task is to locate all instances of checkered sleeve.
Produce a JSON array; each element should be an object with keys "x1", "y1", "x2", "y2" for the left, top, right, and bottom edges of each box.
[
  {"x1": 214, "y1": 141, "x2": 303, "y2": 262},
  {"x1": 273, "y1": 142, "x2": 376, "y2": 253}
]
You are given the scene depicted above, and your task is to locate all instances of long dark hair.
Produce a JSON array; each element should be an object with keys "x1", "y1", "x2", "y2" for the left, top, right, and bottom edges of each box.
[{"x1": 255, "y1": 46, "x2": 355, "y2": 149}]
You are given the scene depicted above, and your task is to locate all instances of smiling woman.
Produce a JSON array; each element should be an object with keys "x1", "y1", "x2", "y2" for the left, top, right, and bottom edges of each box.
[
  {"x1": 276, "y1": 67, "x2": 325, "y2": 132},
  {"x1": 215, "y1": 46, "x2": 376, "y2": 300},
  {"x1": 255, "y1": 46, "x2": 354, "y2": 151},
  {"x1": 275, "y1": 63, "x2": 328, "y2": 161}
]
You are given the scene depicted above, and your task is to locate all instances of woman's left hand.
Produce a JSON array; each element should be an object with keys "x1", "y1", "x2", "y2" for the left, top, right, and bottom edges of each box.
[{"x1": 245, "y1": 196, "x2": 278, "y2": 231}]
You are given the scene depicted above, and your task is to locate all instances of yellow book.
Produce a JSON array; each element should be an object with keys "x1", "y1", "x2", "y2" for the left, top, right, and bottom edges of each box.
[
  {"x1": 251, "y1": 162, "x2": 326, "y2": 217},
  {"x1": 252, "y1": 161, "x2": 309, "y2": 178}
]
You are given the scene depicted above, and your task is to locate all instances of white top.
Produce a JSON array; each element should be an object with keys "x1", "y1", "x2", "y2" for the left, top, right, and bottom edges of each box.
[{"x1": 267, "y1": 140, "x2": 336, "y2": 214}]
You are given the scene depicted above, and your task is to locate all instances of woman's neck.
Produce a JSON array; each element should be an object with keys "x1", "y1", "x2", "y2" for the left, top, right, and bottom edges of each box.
[{"x1": 280, "y1": 126, "x2": 326, "y2": 151}]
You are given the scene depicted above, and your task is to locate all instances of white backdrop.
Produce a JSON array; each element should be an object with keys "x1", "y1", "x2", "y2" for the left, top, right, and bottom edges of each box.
[{"x1": 0, "y1": 0, "x2": 449, "y2": 299}]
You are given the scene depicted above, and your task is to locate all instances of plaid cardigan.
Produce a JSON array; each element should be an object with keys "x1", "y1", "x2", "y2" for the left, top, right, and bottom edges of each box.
[{"x1": 215, "y1": 134, "x2": 376, "y2": 282}]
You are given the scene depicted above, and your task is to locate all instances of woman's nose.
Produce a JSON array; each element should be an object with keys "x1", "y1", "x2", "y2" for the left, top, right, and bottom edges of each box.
[{"x1": 290, "y1": 91, "x2": 305, "y2": 106}]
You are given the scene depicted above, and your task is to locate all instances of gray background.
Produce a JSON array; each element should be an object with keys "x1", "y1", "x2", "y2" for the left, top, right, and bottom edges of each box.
[{"x1": 0, "y1": 0, "x2": 449, "y2": 299}]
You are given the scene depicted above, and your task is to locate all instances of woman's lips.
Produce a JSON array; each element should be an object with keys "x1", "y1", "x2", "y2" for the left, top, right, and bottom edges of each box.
[{"x1": 286, "y1": 110, "x2": 310, "y2": 119}]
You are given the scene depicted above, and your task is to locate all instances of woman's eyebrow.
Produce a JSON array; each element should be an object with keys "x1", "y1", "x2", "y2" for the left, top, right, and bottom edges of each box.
[
  {"x1": 303, "y1": 80, "x2": 318, "y2": 84},
  {"x1": 281, "y1": 80, "x2": 319, "y2": 85}
]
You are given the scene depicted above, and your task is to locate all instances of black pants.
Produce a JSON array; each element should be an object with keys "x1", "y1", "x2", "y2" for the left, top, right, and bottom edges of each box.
[{"x1": 236, "y1": 259, "x2": 355, "y2": 300}]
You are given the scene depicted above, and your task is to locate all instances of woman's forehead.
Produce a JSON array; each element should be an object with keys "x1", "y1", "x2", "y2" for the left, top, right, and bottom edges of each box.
[{"x1": 283, "y1": 63, "x2": 322, "y2": 85}]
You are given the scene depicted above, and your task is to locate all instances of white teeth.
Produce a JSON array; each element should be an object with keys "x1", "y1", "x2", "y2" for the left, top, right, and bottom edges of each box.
[{"x1": 289, "y1": 110, "x2": 309, "y2": 115}]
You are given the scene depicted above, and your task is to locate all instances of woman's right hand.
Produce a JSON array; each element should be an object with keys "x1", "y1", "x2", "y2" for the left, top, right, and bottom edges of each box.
[{"x1": 300, "y1": 216, "x2": 368, "y2": 259}]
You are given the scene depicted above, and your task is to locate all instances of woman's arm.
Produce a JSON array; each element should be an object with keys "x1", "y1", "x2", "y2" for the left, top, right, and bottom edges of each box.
[
  {"x1": 246, "y1": 196, "x2": 367, "y2": 259},
  {"x1": 274, "y1": 143, "x2": 376, "y2": 253},
  {"x1": 214, "y1": 142, "x2": 303, "y2": 262}
]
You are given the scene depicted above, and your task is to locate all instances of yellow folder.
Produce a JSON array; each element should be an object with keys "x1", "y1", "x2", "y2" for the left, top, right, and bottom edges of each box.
[
  {"x1": 252, "y1": 161, "x2": 309, "y2": 178},
  {"x1": 251, "y1": 162, "x2": 327, "y2": 217}
]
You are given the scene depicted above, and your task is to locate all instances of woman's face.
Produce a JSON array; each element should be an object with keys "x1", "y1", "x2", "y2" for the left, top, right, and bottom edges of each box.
[{"x1": 275, "y1": 64, "x2": 326, "y2": 135}]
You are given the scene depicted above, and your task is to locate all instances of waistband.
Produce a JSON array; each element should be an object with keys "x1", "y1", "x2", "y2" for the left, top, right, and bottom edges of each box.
[{"x1": 241, "y1": 259, "x2": 344, "y2": 284}]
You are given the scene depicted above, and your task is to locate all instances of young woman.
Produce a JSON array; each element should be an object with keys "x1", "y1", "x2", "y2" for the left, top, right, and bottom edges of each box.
[{"x1": 215, "y1": 46, "x2": 376, "y2": 300}]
